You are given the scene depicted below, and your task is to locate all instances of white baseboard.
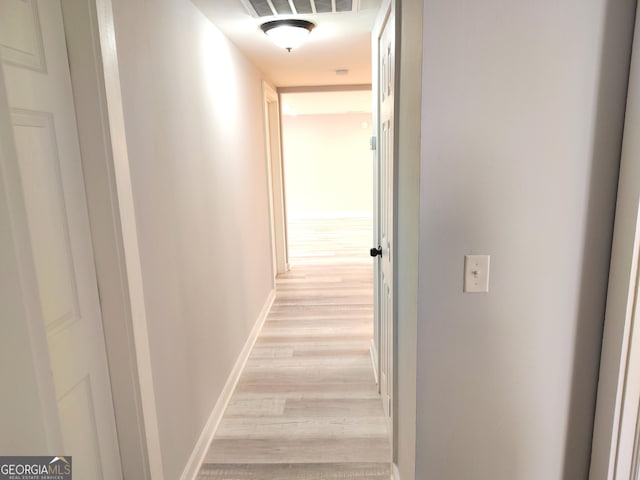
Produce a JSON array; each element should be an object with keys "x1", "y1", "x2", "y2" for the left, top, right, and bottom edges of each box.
[
  {"x1": 180, "y1": 289, "x2": 276, "y2": 480},
  {"x1": 370, "y1": 338, "x2": 379, "y2": 385},
  {"x1": 392, "y1": 463, "x2": 400, "y2": 480}
]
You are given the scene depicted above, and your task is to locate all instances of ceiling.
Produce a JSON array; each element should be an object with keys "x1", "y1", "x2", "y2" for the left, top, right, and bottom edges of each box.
[{"x1": 192, "y1": 0, "x2": 382, "y2": 87}]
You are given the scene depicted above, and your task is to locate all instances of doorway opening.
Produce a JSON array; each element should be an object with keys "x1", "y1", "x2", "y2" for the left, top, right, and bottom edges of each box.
[
  {"x1": 279, "y1": 87, "x2": 379, "y2": 384},
  {"x1": 280, "y1": 89, "x2": 374, "y2": 268}
]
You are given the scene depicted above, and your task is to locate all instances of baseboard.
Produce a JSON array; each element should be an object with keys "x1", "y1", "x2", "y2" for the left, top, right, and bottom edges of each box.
[
  {"x1": 370, "y1": 338, "x2": 379, "y2": 385},
  {"x1": 180, "y1": 289, "x2": 276, "y2": 480},
  {"x1": 392, "y1": 463, "x2": 400, "y2": 480}
]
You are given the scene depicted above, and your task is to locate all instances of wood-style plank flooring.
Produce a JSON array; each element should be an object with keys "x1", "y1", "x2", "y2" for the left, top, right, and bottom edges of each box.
[{"x1": 198, "y1": 216, "x2": 390, "y2": 479}]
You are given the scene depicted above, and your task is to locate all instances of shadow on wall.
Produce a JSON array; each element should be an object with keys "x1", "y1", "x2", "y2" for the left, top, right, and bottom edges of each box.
[{"x1": 562, "y1": 1, "x2": 636, "y2": 478}]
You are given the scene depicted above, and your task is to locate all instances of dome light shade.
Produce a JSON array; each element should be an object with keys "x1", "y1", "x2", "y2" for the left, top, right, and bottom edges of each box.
[{"x1": 260, "y1": 19, "x2": 315, "y2": 52}]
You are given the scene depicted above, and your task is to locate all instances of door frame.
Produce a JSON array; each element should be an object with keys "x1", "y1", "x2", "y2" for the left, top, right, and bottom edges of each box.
[
  {"x1": 58, "y1": 1, "x2": 163, "y2": 478},
  {"x1": 272, "y1": 82, "x2": 372, "y2": 280},
  {"x1": 262, "y1": 81, "x2": 288, "y2": 280},
  {"x1": 590, "y1": 6, "x2": 640, "y2": 479}
]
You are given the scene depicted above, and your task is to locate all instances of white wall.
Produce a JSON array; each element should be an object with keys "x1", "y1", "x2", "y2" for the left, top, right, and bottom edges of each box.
[
  {"x1": 282, "y1": 112, "x2": 373, "y2": 219},
  {"x1": 110, "y1": 1, "x2": 273, "y2": 478},
  {"x1": 416, "y1": 0, "x2": 635, "y2": 479}
]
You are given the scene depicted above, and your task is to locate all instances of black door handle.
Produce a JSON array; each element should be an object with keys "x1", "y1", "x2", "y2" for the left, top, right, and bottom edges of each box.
[{"x1": 370, "y1": 246, "x2": 382, "y2": 257}]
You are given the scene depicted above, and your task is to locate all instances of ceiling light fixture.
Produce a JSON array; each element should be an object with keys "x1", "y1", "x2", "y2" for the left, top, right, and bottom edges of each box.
[{"x1": 260, "y1": 19, "x2": 315, "y2": 52}]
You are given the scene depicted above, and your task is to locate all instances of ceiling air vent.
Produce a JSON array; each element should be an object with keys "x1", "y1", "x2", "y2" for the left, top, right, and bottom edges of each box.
[{"x1": 241, "y1": 0, "x2": 358, "y2": 17}]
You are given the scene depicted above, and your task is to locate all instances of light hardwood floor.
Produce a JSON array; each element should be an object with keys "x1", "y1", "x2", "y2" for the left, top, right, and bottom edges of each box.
[{"x1": 198, "y1": 216, "x2": 391, "y2": 479}]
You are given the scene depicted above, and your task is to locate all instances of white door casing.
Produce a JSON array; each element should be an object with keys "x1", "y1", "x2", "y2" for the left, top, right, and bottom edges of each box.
[
  {"x1": 263, "y1": 82, "x2": 289, "y2": 279},
  {"x1": 590, "y1": 6, "x2": 640, "y2": 480},
  {"x1": 375, "y1": 3, "x2": 395, "y2": 423},
  {"x1": 613, "y1": 206, "x2": 640, "y2": 479},
  {"x1": 0, "y1": 1, "x2": 122, "y2": 478}
]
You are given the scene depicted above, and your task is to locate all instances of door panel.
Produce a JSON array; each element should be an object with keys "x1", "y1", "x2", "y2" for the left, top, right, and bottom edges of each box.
[
  {"x1": 12, "y1": 111, "x2": 80, "y2": 330},
  {"x1": 377, "y1": 9, "x2": 395, "y2": 421},
  {"x1": 0, "y1": 0, "x2": 46, "y2": 72},
  {"x1": 58, "y1": 378, "x2": 106, "y2": 480},
  {"x1": 0, "y1": 1, "x2": 122, "y2": 478}
]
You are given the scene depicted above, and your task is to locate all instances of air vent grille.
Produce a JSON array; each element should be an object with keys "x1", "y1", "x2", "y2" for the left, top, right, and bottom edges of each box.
[
  {"x1": 242, "y1": 0, "x2": 357, "y2": 17},
  {"x1": 292, "y1": 0, "x2": 313, "y2": 13},
  {"x1": 314, "y1": 0, "x2": 332, "y2": 13},
  {"x1": 271, "y1": 0, "x2": 293, "y2": 14}
]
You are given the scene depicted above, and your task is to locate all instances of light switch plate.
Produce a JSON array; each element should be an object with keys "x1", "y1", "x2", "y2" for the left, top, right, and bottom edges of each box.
[{"x1": 464, "y1": 255, "x2": 490, "y2": 293}]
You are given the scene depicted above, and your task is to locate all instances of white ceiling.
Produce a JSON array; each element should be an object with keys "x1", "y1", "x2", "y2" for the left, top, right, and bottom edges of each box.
[
  {"x1": 281, "y1": 90, "x2": 372, "y2": 116},
  {"x1": 192, "y1": 0, "x2": 382, "y2": 87}
]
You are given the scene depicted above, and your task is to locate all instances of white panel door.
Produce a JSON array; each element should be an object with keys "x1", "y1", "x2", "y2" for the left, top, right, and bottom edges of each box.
[
  {"x1": 376, "y1": 8, "x2": 395, "y2": 421},
  {"x1": 0, "y1": 1, "x2": 122, "y2": 478}
]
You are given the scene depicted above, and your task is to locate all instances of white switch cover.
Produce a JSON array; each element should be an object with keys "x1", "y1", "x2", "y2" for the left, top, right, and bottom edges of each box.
[{"x1": 464, "y1": 255, "x2": 490, "y2": 293}]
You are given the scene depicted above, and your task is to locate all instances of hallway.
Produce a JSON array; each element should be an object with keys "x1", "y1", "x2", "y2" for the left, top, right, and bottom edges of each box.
[{"x1": 198, "y1": 217, "x2": 391, "y2": 479}]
